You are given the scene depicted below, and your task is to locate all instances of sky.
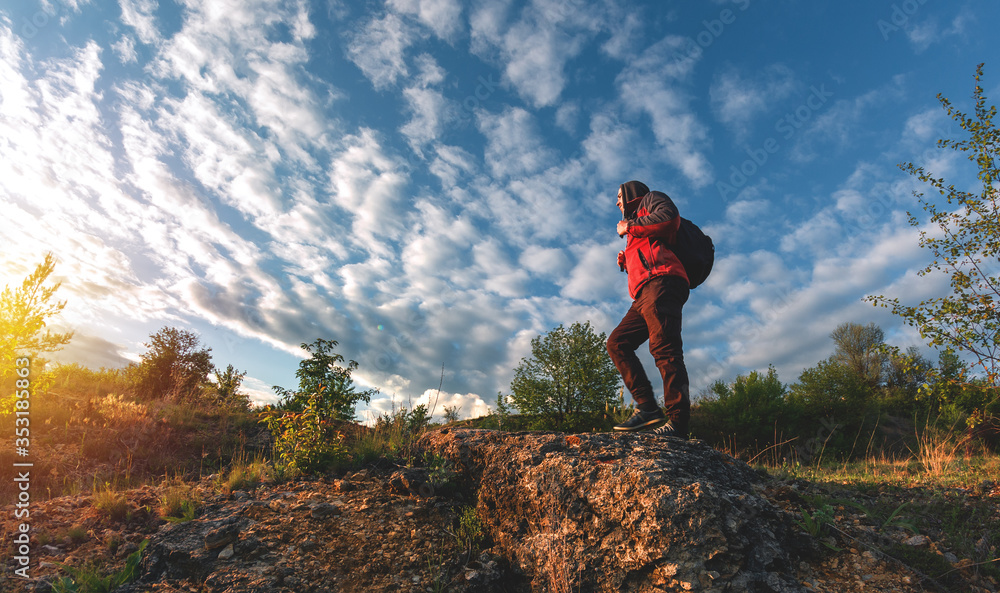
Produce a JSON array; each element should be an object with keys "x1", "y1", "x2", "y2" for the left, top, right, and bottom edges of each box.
[{"x1": 1, "y1": 0, "x2": 998, "y2": 422}]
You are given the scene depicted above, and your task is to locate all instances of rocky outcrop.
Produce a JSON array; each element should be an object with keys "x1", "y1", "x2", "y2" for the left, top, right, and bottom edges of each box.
[{"x1": 417, "y1": 429, "x2": 814, "y2": 592}]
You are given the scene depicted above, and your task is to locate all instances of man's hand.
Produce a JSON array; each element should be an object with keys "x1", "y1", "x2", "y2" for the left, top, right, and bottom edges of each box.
[
  {"x1": 617, "y1": 250, "x2": 626, "y2": 272},
  {"x1": 616, "y1": 220, "x2": 629, "y2": 237}
]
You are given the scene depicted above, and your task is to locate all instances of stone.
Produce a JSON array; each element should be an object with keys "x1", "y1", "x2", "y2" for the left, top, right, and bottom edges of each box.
[
  {"x1": 388, "y1": 469, "x2": 432, "y2": 496},
  {"x1": 310, "y1": 502, "x2": 342, "y2": 519},
  {"x1": 218, "y1": 544, "x2": 235, "y2": 560},
  {"x1": 903, "y1": 535, "x2": 929, "y2": 548},
  {"x1": 205, "y1": 524, "x2": 240, "y2": 550},
  {"x1": 417, "y1": 429, "x2": 812, "y2": 593}
]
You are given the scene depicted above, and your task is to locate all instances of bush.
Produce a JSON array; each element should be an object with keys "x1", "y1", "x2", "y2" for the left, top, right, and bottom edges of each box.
[
  {"x1": 697, "y1": 366, "x2": 787, "y2": 454},
  {"x1": 259, "y1": 393, "x2": 350, "y2": 473},
  {"x1": 131, "y1": 327, "x2": 213, "y2": 400}
]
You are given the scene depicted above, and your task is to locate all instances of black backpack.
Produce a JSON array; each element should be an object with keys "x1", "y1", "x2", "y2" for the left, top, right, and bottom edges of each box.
[{"x1": 672, "y1": 217, "x2": 715, "y2": 289}]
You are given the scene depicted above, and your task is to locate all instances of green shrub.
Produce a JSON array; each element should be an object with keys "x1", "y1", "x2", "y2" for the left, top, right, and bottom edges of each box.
[
  {"x1": 259, "y1": 393, "x2": 350, "y2": 473},
  {"x1": 455, "y1": 506, "x2": 484, "y2": 550},
  {"x1": 697, "y1": 366, "x2": 788, "y2": 454}
]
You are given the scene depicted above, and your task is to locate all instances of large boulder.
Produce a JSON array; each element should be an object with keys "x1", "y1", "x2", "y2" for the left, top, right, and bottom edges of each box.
[{"x1": 417, "y1": 429, "x2": 812, "y2": 592}]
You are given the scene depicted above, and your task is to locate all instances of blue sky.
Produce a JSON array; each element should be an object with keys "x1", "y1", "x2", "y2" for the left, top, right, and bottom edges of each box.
[{"x1": 1, "y1": 0, "x2": 998, "y2": 421}]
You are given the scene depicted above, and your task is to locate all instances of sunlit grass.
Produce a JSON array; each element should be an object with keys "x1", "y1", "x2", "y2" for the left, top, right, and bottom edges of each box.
[{"x1": 760, "y1": 452, "x2": 1000, "y2": 490}]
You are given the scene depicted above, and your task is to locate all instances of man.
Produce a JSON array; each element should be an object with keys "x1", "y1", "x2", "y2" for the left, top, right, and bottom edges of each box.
[{"x1": 607, "y1": 180, "x2": 690, "y2": 438}]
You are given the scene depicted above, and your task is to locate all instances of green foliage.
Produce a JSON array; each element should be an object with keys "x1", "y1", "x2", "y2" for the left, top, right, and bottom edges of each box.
[
  {"x1": 407, "y1": 403, "x2": 431, "y2": 433},
  {"x1": 788, "y1": 358, "x2": 878, "y2": 419},
  {"x1": 829, "y1": 322, "x2": 889, "y2": 388},
  {"x1": 509, "y1": 321, "x2": 621, "y2": 431},
  {"x1": 867, "y1": 64, "x2": 1000, "y2": 387},
  {"x1": 159, "y1": 481, "x2": 200, "y2": 523},
  {"x1": 0, "y1": 254, "x2": 74, "y2": 408},
  {"x1": 212, "y1": 364, "x2": 249, "y2": 409},
  {"x1": 604, "y1": 388, "x2": 635, "y2": 425},
  {"x1": 423, "y1": 451, "x2": 454, "y2": 483},
  {"x1": 52, "y1": 539, "x2": 148, "y2": 593},
  {"x1": 880, "y1": 346, "x2": 934, "y2": 414},
  {"x1": 349, "y1": 404, "x2": 435, "y2": 466},
  {"x1": 273, "y1": 338, "x2": 376, "y2": 422},
  {"x1": 699, "y1": 366, "x2": 786, "y2": 451},
  {"x1": 0, "y1": 253, "x2": 74, "y2": 372},
  {"x1": 454, "y1": 506, "x2": 484, "y2": 551},
  {"x1": 45, "y1": 364, "x2": 133, "y2": 399},
  {"x1": 879, "y1": 502, "x2": 918, "y2": 533},
  {"x1": 131, "y1": 327, "x2": 213, "y2": 400},
  {"x1": 259, "y1": 392, "x2": 350, "y2": 473},
  {"x1": 443, "y1": 405, "x2": 462, "y2": 424},
  {"x1": 796, "y1": 503, "x2": 842, "y2": 551}
]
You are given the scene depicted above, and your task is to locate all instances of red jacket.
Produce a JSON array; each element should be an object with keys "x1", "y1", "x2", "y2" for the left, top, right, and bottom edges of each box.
[{"x1": 622, "y1": 191, "x2": 689, "y2": 299}]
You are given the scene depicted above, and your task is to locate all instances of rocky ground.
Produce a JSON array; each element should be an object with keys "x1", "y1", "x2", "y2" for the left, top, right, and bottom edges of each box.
[{"x1": 1, "y1": 432, "x2": 998, "y2": 592}]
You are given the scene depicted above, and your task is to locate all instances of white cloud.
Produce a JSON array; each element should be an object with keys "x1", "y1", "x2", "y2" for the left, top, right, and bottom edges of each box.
[
  {"x1": 329, "y1": 129, "x2": 411, "y2": 248},
  {"x1": 429, "y1": 144, "x2": 476, "y2": 186},
  {"x1": 582, "y1": 112, "x2": 640, "y2": 182},
  {"x1": 600, "y1": 9, "x2": 643, "y2": 60},
  {"x1": 400, "y1": 85, "x2": 447, "y2": 151},
  {"x1": 118, "y1": 0, "x2": 159, "y2": 45},
  {"x1": 388, "y1": 0, "x2": 463, "y2": 41},
  {"x1": 478, "y1": 107, "x2": 556, "y2": 179},
  {"x1": 710, "y1": 64, "x2": 797, "y2": 139},
  {"x1": 901, "y1": 108, "x2": 947, "y2": 149},
  {"x1": 616, "y1": 35, "x2": 712, "y2": 188},
  {"x1": 471, "y1": 238, "x2": 530, "y2": 298},
  {"x1": 560, "y1": 241, "x2": 621, "y2": 302},
  {"x1": 469, "y1": 0, "x2": 605, "y2": 108},
  {"x1": 519, "y1": 245, "x2": 570, "y2": 277},
  {"x1": 346, "y1": 12, "x2": 416, "y2": 90},
  {"x1": 112, "y1": 34, "x2": 138, "y2": 63},
  {"x1": 791, "y1": 76, "x2": 905, "y2": 162},
  {"x1": 554, "y1": 101, "x2": 579, "y2": 134},
  {"x1": 905, "y1": 10, "x2": 969, "y2": 53}
]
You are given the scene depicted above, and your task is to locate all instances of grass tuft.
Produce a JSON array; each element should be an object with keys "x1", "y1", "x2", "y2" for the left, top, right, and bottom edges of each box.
[{"x1": 91, "y1": 482, "x2": 129, "y2": 523}]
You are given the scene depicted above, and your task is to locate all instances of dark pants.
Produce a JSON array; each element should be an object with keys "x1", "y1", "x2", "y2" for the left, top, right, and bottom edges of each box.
[{"x1": 607, "y1": 275, "x2": 690, "y2": 431}]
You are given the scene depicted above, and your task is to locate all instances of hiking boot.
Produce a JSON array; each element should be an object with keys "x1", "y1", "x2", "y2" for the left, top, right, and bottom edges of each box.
[
  {"x1": 613, "y1": 408, "x2": 665, "y2": 431},
  {"x1": 649, "y1": 420, "x2": 688, "y2": 439}
]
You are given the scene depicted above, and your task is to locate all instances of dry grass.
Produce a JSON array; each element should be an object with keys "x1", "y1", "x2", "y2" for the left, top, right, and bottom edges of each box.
[
  {"x1": 0, "y1": 376, "x2": 261, "y2": 502},
  {"x1": 158, "y1": 478, "x2": 200, "y2": 522},
  {"x1": 92, "y1": 482, "x2": 130, "y2": 522},
  {"x1": 912, "y1": 421, "x2": 964, "y2": 476}
]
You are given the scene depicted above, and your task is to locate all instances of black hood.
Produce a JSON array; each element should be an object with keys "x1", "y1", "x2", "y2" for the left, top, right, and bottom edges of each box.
[{"x1": 620, "y1": 180, "x2": 649, "y2": 218}]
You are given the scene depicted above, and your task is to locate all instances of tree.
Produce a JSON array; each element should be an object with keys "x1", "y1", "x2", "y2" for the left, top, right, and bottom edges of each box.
[
  {"x1": 133, "y1": 327, "x2": 214, "y2": 400},
  {"x1": 867, "y1": 64, "x2": 1000, "y2": 386},
  {"x1": 787, "y1": 358, "x2": 878, "y2": 420},
  {"x1": 213, "y1": 364, "x2": 250, "y2": 409},
  {"x1": 0, "y1": 253, "x2": 74, "y2": 378},
  {"x1": 509, "y1": 321, "x2": 621, "y2": 430},
  {"x1": 829, "y1": 322, "x2": 889, "y2": 388},
  {"x1": 880, "y1": 345, "x2": 934, "y2": 414},
  {"x1": 273, "y1": 338, "x2": 376, "y2": 422}
]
